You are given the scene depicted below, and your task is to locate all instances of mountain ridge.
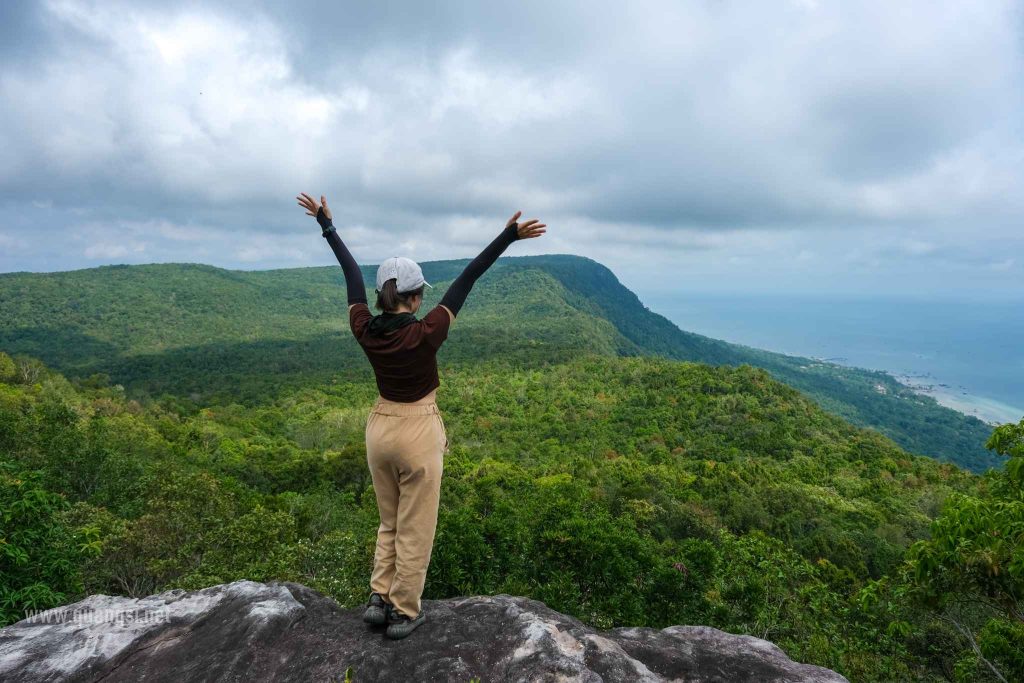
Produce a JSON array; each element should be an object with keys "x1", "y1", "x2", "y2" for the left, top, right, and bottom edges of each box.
[{"x1": 0, "y1": 255, "x2": 999, "y2": 471}]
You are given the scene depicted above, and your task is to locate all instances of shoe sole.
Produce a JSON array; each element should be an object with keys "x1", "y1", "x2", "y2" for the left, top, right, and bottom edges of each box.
[{"x1": 363, "y1": 608, "x2": 387, "y2": 625}]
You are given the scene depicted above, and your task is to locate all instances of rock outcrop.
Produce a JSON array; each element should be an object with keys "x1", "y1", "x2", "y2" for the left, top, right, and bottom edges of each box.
[{"x1": 0, "y1": 580, "x2": 848, "y2": 682}]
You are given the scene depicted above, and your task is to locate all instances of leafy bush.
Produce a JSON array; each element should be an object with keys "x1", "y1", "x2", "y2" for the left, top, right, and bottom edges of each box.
[{"x1": 0, "y1": 461, "x2": 86, "y2": 625}]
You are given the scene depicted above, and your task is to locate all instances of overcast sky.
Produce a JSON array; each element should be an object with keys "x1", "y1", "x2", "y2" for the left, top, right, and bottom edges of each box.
[{"x1": 1, "y1": 0, "x2": 1022, "y2": 299}]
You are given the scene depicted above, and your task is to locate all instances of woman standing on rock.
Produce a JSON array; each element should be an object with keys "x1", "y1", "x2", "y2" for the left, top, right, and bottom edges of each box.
[{"x1": 296, "y1": 192, "x2": 546, "y2": 639}]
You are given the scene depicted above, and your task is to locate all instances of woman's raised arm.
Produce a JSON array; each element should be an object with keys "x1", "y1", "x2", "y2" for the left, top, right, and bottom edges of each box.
[
  {"x1": 438, "y1": 210, "x2": 546, "y2": 318},
  {"x1": 296, "y1": 192, "x2": 367, "y2": 307}
]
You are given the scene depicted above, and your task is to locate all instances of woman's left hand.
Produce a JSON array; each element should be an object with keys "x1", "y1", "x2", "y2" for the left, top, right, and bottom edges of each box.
[
  {"x1": 296, "y1": 192, "x2": 332, "y2": 223},
  {"x1": 506, "y1": 210, "x2": 547, "y2": 239}
]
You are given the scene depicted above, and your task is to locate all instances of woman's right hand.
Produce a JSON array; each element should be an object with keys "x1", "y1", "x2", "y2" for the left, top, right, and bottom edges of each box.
[
  {"x1": 297, "y1": 192, "x2": 333, "y2": 226},
  {"x1": 506, "y1": 210, "x2": 547, "y2": 240}
]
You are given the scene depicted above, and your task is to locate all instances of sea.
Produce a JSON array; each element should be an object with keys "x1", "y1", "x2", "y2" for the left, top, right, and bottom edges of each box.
[{"x1": 638, "y1": 292, "x2": 1024, "y2": 426}]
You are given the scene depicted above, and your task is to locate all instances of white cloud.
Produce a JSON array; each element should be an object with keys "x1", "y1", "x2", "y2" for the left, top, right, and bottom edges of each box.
[
  {"x1": 1, "y1": 1, "x2": 346, "y2": 201},
  {"x1": 0, "y1": 0, "x2": 1021, "y2": 297},
  {"x1": 0, "y1": 233, "x2": 28, "y2": 251},
  {"x1": 235, "y1": 236, "x2": 312, "y2": 263},
  {"x1": 84, "y1": 242, "x2": 145, "y2": 259}
]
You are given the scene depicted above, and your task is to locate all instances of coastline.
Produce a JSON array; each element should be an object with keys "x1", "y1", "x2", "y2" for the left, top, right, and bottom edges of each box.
[
  {"x1": 892, "y1": 372, "x2": 1023, "y2": 426},
  {"x1": 637, "y1": 292, "x2": 1024, "y2": 430}
]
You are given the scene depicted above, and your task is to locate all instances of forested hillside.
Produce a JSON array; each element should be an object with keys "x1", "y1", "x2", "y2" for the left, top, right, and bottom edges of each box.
[
  {"x1": 0, "y1": 257, "x2": 1000, "y2": 471},
  {"x1": 4, "y1": 349, "x2": 1020, "y2": 681}
]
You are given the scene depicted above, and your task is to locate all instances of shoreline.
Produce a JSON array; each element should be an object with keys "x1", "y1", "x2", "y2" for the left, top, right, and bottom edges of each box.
[
  {"x1": 644, "y1": 293, "x2": 1024, "y2": 429},
  {"x1": 891, "y1": 372, "x2": 1023, "y2": 426}
]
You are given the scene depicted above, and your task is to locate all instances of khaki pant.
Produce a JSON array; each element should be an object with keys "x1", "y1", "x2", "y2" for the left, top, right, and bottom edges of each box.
[{"x1": 365, "y1": 395, "x2": 448, "y2": 618}]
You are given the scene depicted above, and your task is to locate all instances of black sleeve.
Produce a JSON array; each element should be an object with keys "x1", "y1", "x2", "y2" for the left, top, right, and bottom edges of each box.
[
  {"x1": 439, "y1": 223, "x2": 519, "y2": 317},
  {"x1": 318, "y1": 207, "x2": 368, "y2": 306}
]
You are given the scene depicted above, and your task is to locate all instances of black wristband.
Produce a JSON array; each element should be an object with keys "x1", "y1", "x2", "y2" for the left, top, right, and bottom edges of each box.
[{"x1": 316, "y1": 206, "x2": 333, "y2": 233}]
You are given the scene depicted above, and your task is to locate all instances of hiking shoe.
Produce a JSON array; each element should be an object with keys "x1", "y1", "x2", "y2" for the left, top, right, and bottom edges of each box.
[
  {"x1": 363, "y1": 592, "x2": 390, "y2": 625},
  {"x1": 385, "y1": 608, "x2": 426, "y2": 639}
]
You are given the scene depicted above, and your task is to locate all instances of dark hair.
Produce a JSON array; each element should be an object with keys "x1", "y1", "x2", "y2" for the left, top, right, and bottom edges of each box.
[{"x1": 375, "y1": 279, "x2": 424, "y2": 312}]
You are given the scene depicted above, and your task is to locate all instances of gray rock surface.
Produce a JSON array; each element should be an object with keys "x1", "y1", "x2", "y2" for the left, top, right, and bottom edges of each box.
[{"x1": 0, "y1": 580, "x2": 849, "y2": 682}]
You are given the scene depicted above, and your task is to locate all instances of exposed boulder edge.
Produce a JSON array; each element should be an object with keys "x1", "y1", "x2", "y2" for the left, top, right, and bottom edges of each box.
[{"x1": 0, "y1": 580, "x2": 849, "y2": 682}]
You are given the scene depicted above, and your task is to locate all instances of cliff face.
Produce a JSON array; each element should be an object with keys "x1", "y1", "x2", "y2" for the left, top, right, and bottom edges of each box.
[{"x1": 0, "y1": 580, "x2": 847, "y2": 683}]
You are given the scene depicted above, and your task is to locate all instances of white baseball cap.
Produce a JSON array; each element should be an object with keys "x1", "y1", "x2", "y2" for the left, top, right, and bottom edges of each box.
[{"x1": 375, "y1": 256, "x2": 432, "y2": 294}]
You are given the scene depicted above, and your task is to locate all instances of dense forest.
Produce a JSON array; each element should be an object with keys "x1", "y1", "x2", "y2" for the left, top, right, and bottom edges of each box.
[
  {"x1": 1, "y1": 259, "x2": 1021, "y2": 681},
  {"x1": 0, "y1": 257, "x2": 1002, "y2": 472}
]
